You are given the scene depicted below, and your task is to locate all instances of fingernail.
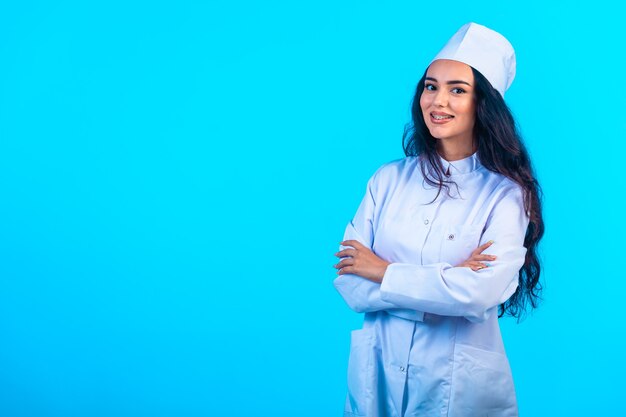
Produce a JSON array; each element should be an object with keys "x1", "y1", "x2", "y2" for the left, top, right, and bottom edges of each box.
[
  {"x1": 485, "y1": 263, "x2": 491, "y2": 267},
  {"x1": 487, "y1": 240, "x2": 494, "y2": 245}
]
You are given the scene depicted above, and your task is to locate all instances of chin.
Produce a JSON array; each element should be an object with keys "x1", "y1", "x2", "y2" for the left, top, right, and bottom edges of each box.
[{"x1": 427, "y1": 129, "x2": 450, "y2": 140}]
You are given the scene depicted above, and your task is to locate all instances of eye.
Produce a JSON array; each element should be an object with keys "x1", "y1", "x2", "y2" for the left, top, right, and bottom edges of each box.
[
  {"x1": 451, "y1": 87, "x2": 466, "y2": 94},
  {"x1": 425, "y1": 83, "x2": 436, "y2": 91}
]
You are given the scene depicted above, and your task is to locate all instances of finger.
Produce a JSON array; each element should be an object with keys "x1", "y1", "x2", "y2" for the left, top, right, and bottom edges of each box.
[
  {"x1": 340, "y1": 240, "x2": 366, "y2": 250},
  {"x1": 335, "y1": 248, "x2": 357, "y2": 258},
  {"x1": 334, "y1": 258, "x2": 355, "y2": 269},
  {"x1": 472, "y1": 254, "x2": 497, "y2": 261},
  {"x1": 468, "y1": 261, "x2": 489, "y2": 271},
  {"x1": 471, "y1": 240, "x2": 494, "y2": 255},
  {"x1": 456, "y1": 261, "x2": 476, "y2": 269},
  {"x1": 463, "y1": 261, "x2": 478, "y2": 270},
  {"x1": 337, "y1": 266, "x2": 356, "y2": 275}
]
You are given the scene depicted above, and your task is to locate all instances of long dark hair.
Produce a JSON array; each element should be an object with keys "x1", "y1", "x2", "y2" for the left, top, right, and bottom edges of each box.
[{"x1": 402, "y1": 66, "x2": 544, "y2": 320}]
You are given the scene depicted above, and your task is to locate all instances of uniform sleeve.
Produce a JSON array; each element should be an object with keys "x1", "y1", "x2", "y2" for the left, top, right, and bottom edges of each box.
[
  {"x1": 333, "y1": 168, "x2": 425, "y2": 322},
  {"x1": 379, "y1": 185, "x2": 530, "y2": 323}
]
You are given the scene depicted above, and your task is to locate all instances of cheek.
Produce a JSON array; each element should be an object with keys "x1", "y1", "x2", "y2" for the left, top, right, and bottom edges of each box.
[
  {"x1": 457, "y1": 101, "x2": 476, "y2": 124},
  {"x1": 419, "y1": 95, "x2": 431, "y2": 119},
  {"x1": 466, "y1": 104, "x2": 476, "y2": 126},
  {"x1": 419, "y1": 93, "x2": 430, "y2": 111}
]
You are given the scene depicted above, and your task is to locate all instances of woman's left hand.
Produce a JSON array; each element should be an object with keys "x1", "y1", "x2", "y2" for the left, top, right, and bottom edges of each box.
[{"x1": 334, "y1": 240, "x2": 391, "y2": 283}]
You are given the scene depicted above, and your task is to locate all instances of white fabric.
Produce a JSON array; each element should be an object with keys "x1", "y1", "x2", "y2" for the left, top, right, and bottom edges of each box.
[
  {"x1": 334, "y1": 152, "x2": 529, "y2": 417},
  {"x1": 430, "y1": 22, "x2": 516, "y2": 98}
]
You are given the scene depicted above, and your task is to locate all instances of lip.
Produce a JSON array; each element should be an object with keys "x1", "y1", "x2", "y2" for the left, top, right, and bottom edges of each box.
[{"x1": 430, "y1": 111, "x2": 454, "y2": 124}]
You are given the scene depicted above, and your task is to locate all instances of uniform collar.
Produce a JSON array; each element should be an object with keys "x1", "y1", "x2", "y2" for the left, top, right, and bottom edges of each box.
[{"x1": 437, "y1": 151, "x2": 481, "y2": 176}]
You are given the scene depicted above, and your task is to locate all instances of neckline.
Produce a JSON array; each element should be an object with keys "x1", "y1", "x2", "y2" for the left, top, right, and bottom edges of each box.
[{"x1": 437, "y1": 151, "x2": 482, "y2": 176}]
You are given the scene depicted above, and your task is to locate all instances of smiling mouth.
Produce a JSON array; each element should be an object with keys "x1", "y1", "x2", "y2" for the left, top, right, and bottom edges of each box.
[
  {"x1": 431, "y1": 113, "x2": 454, "y2": 120},
  {"x1": 430, "y1": 113, "x2": 454, "y2": 124}
]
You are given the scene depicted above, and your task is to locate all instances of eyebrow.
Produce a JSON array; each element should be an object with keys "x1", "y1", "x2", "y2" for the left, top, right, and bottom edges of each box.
[{"x1": 425, "y1": 77, "x2": 472, "y2": 86}]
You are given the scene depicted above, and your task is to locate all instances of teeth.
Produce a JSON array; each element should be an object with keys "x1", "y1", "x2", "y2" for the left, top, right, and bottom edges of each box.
[{"x1": 432, "y1": 114, "x2": 453, "y2": 120}]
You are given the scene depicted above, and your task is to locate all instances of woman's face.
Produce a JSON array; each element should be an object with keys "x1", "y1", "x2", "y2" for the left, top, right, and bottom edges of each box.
[{"x1": 420, "y1": 59, "x2": 476, "y2": 147}]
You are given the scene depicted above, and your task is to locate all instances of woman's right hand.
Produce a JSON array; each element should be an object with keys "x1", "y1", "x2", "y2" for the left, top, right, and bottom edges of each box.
[{"x1": 455, "y1": 240, "x2": 497, "y2": 271}]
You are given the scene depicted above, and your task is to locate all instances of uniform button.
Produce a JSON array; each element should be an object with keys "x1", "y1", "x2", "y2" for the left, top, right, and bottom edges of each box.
[
  {"x1": 399, "y1": 366, "x2": 405, "y2": 373},
  {"x1": 424, "y1": 219, "x2": 429, "y2": 225},
  {"x1": 448, "y1": 234, "x2": 455, "y2": 240}
]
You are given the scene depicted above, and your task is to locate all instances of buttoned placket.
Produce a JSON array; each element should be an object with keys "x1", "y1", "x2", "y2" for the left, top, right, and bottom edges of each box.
[
  {"x1": 393, "y1": 189, "x2": 447, "y2": 415},
  {"x1": 417, "y1": 194, "x2": 447, "y2": 266},
  {"x1": 395, "y1": 155, "x2": 478, "y2": 413},
  {"x1": 412, "y1": 152, "x2": 481, "y2": 267},
  {"x1": 396, "y1": 319, "x2": 417, "y2": 416}
]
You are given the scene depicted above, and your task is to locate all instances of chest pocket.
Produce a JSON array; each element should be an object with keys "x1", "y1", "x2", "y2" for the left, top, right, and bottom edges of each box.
[{"x1": 438, "y1": 224, "x2": 484, "y2": 266}]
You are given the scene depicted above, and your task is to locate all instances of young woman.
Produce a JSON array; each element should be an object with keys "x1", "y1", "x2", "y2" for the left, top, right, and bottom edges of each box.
[{"x1": 333, "y1": 22, "x2": 544, "y2": 417}]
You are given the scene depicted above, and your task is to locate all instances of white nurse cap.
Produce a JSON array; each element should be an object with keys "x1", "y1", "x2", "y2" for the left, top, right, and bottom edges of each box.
[{"x1": 429, "y1": 22, "x2": 516, "y2": 98}]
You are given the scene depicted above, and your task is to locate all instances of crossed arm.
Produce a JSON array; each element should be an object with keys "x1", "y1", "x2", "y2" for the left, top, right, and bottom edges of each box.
[
  {"x1": 332, "y1": 172, "x2": 529, "y2": 323},
  {"x1": 334, "y1": 239, "x2": 496, "y2": 282}
]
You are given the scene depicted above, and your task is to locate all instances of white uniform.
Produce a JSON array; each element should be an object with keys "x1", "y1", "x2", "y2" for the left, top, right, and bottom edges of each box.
[{"x1": 334, "y1": 152, "x2": 529, "y2": 417}]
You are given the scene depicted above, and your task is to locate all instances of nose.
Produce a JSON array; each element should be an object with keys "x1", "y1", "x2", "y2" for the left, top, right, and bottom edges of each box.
[{"x1": 433, "y1": 88, "x2": 448, "y2": 107}]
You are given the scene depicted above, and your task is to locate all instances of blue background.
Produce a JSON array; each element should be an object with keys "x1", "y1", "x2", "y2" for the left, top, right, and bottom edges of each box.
[{"x1": 1, "y1": 1, "x2": 624, "y2": 416}]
